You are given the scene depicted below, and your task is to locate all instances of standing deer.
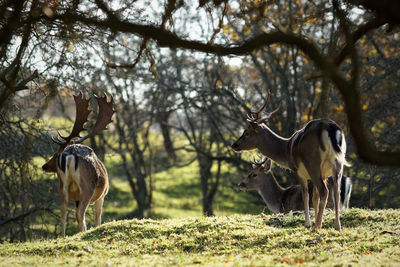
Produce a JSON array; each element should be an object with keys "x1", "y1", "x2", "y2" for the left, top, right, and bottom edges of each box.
[
  {"x1": 238, "y1": 158, "x2": 352, "y2": 213},
  {"x1": 231, "y1": 95, "x2": 350, "y2": 231},
  {"x1": 42, "y1": 92, "x2": 114, "y2": 237}
]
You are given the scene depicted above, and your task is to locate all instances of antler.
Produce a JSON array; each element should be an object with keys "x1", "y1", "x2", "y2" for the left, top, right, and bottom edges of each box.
[
  {"x1": 72, "y1": 94, "x2": 114, "y2": 144},
  {"x1": 52, "y1": 92, "x2": 91, "y2": 148},
  {"x1": 246, "y1": 92, "x2": 281, "y2": 124},
  {"x1": 256, "y1": 155, "x2": 268, "y2": 166},
  {"x1": 251, "y1": 155, "x2": 267, "y2": 167},
  {"x1": 52, "y1": 92, "x2": 114, "y2": 148},
  {"x1": 251, "y1": 155, "x2": 268, "y2": 170},
  {"x1": 246, "y1": 93, "x2": 270, "y2": 122}
]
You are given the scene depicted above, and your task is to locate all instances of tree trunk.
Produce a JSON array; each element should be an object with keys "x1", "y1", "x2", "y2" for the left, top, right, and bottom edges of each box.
[
  {"x1": 157, "y1": 112, "x2": 176, "y2": 162},
  {"x1": 313, "y1": 79, "x2": 331, "y2": 118},
  {"x1": 90, "y1": 134, "x2": 106, "y2": 162},
  {"x1": 198, "y1": 154, "x2": 214, "y2": 216}
]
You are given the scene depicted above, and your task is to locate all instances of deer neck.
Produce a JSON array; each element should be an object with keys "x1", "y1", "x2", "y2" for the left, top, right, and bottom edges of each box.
[
  {"x1": 257, "y1": 172, "x2": 285, "y2": 213},
  {"x1": 257, "y1": 125, "x2": 291, "y2": 169}
]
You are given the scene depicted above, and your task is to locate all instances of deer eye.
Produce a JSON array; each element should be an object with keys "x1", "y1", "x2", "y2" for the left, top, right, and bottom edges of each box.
[
  {"x1": 244, "y1": 132, "x2": 250, "y2": 137},
  {"x1": 251, "y1": 174, "x2": 257, "y2": 178}
]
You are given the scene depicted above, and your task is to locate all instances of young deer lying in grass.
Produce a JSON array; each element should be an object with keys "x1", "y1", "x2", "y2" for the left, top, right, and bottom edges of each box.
[
  {"x1": 42, "y1": 92, "x2": 114, "y2": 237},
  {"x1": 231, "y1": 94, "x2": 350, "y2": 230},
  {"x1": 238, "y1": 158, "x2": 352, "y2": 213}
]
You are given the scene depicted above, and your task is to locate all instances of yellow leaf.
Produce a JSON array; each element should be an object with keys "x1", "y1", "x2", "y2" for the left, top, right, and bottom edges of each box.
[
  {"x1": 67, "y1": 43, "x2": 74, "y2": 52},
  {"x1": 231, "y1": 32, "x2": 240, "y2": 40},
  {"x1": 305, "y1": 17, "x2": 314, "y2": 24},
  {"x1": 335, "y1": 106, "x2": 344, "y2": 111}
]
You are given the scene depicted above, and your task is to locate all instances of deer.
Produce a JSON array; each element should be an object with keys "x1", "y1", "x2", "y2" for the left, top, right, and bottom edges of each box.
[
  {"x1": 238, "y1": 157, "x2": 352, "y2": 214},
  {"x1": 42, "y1": 92, "x2": 114, "y2": 237},
  {"x1": 231, "y1": 94, "x2": 350, "y2": 231}
]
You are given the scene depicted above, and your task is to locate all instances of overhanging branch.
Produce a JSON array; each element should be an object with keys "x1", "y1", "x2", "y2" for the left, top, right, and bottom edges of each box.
[{"x1": 47, "y1": 10, "x2": 400, "y2": 165}]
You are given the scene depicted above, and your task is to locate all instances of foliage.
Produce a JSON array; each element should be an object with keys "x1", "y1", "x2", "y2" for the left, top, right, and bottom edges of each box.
[{"x1": 1, "y1": 209, "x2": 400, "y2": 266}]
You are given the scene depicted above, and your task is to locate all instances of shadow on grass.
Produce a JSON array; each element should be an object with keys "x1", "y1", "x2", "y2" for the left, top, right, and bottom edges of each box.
[
  {"x1": 263, "y1": 208, "x2": 378, "y2": 229},
  {"x1": 158, "y1": 180, "x2": 200, "y2": 200},
  {"x1": 265, "y1": 211, "x2": 307, "y2": 228}
]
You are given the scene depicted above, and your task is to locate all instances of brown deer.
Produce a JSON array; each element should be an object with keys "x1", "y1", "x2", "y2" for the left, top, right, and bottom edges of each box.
[
  {"x1": 42, "y1": 92, "x2": 114, "y2": 237},
  {"x1": 231, "y1": 95, "x2": 350, "y2": 231},
  {"x1": 238, "y1": 158, "x2": 352, "y2": 213}
]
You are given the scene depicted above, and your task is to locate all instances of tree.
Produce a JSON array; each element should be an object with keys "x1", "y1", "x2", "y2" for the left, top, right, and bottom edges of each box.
[{"x1": 28, "y1": 0, "x2": 397, "y2": 165}]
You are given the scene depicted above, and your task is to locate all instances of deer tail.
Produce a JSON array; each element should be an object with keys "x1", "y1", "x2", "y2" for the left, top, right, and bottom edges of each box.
[{"x1": 325, "y1": 123, "x2": 351, "y2": 167}]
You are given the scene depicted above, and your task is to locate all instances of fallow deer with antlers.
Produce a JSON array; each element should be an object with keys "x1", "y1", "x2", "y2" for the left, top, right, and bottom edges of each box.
[
  {"x1": 42, "y1": 92, "x2": 114, "y2": 237},
  {"x1": 239, "y1": 157, "x2": 352, "y2": 214},
  {"x1": 231, "y1": 94, "x2": 350, "y2": 231}
]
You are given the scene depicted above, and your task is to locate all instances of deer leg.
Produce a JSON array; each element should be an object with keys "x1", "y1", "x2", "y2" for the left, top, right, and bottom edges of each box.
[
  {"x1": 333, "y1": 160, "x2": 343, "y2": 231},
  {"x1": 94, "y1": 195, "x2": 105, "y2": 226},
  {"x1": 59, "y1": 180, "x2": 68, "y2": 238},
  {"x1": 313, "y1": 177, "x2": 328, "y2": 231},
  {"x1": 75, "y1": 195, "x2": 91, "y2": 232},
  {"x1": 343, "y1": 179, "x2": 352, "y2": 210},
  {"x1": 299, "y1": 178, "x2": 312, "y2": 228},
  {"x1": 312, "y1": 186, "x2": 319, "y2": 216},
  {"x1": 61, "y1": 197, "x2": 68, "y2": 238}
]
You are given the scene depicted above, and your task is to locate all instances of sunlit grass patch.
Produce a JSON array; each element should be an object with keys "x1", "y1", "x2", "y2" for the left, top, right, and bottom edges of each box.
[{"x1": 2, "y1": 209, "x2": 400, "y2": 266}]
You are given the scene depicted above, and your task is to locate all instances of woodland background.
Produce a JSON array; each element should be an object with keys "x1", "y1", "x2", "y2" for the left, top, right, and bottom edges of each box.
[{"x1": 0, "y1": 0, "x2": 399, "y2": 242}]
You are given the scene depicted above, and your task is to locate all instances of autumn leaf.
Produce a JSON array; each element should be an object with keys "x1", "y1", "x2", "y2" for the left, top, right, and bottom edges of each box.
[
  {"x1": 67, "y1": 43, "x2": 75, "y2": 52},
  {"x1": 231, "y1": 32, "x2": 241, "y2": 40},
  {"x1": 222, "y1": 26, "x2": 229, "y2": 34},
  {"x1": 335, "y1": 105, "x2": 344, "y2": 112},
  {"x1": 295, "y1": 258, "x2": 305, "y2": 263}
]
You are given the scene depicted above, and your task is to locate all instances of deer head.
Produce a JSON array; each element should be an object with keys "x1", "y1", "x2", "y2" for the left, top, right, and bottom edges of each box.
[
  {"x1": 238, "y1": 157, "x2": 272, "y2": 191},
  {"x1": 42, "y1": 92, "x2": 114, "y2": 173},
  {"x1": 231, "y1": 93, "x2": 281, "y2": 152}
]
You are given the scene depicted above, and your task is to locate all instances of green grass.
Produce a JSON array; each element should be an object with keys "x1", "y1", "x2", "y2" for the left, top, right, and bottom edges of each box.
[
  {"x1": 1, "y1": 208, "x2": 400, "y2": 266},
  {"x1": 100, "y1": 148, "x2": 263, "y2": 221}
]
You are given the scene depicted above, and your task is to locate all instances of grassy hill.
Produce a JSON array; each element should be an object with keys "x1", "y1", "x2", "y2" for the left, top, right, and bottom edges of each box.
[{"x1": 1, "y1": 208, "x2": 400, "y2": 266}]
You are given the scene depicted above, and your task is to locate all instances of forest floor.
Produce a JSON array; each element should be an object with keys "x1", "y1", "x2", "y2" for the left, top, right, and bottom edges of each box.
[{"x1": 1, "y1": 208, "x2": 400, "y2": 266}]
